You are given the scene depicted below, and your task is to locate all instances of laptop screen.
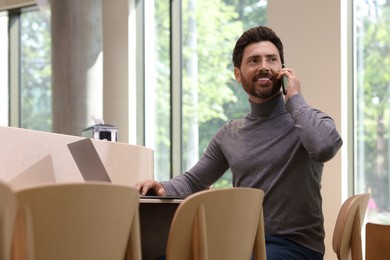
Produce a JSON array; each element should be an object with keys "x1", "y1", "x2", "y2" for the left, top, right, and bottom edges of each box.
[{"x1": 67, "y1": 138, "x2": 111, "y2": 182}]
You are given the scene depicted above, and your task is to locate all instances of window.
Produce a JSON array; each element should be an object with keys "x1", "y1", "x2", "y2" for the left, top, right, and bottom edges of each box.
[
  {"x1": 19, "y1": 6, "x2": 51, "y2": 131},
  {"x1": 354, "y1": 0, "x2": 390, "y2": 223},
  {"x1": 4, "y1": 6, "x2": 51, "y2": 131},
  {"x1": 144, "y1": 0, "x2": 172, "y2": 180},
  {"x1": 145, "y1": 0, "x2": 267, "y2": 184}
]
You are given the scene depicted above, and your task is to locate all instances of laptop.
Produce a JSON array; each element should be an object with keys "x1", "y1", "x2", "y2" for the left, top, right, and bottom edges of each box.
[
  {"x1": 67, "y1": 138, "x2": 183, "y2": 200},
  {"x1": 67, "y1": 138, "x2": 111, "y2": 182}
]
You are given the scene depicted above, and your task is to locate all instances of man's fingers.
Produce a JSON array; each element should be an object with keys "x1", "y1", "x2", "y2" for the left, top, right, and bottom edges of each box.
[
  {"x1": 132, "y1": 180, "x2": 151, "y2": 195},
  {"x1": 157, "y1": 187, "x2": 165, "y2": 196},
  {"x1": 132, "y1": 180, "x2": 165, "y2": 196}
]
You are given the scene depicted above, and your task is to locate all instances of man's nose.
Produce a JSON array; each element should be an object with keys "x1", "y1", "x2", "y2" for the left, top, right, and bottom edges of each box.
[{"x1": 258, "y1": 66, "x2": 269, "y2": 73}]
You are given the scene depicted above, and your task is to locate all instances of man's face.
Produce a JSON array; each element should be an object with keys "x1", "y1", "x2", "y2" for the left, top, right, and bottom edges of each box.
[{"x1": 234, "y1": 41, "x2": 283, "y2": 100}]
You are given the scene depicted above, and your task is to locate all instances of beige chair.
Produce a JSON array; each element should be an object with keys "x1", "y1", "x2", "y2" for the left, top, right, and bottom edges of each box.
[
  {"x1": 365, "y1": 222, "x2": 390, "y2": 260},
  {"x1": 165, "y1": 187, "x2": 266, "y2": 260},
  {"x1": 332, "y1": 193, "x2": 370, "y2": 260},
  {"x1": 0, "y1": 182, "x2": 17, "y2": 260},
  {"x1": 12, "y1": 182, "x2": 141, "y2": 260}
]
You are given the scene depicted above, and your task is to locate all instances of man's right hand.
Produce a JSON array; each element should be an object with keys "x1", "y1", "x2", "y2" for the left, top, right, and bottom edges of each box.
[{"x1": 133, "y1": 179, "x2": 166, "y2": 196}]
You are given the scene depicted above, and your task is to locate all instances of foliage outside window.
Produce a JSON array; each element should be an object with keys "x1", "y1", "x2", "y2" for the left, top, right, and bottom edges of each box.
[
  {"x1": 354, "y1": 0, "x2": 390, "y2": 223},
  {"x1": 20, "y1": 7, "x2": 51, "y2": 131}
]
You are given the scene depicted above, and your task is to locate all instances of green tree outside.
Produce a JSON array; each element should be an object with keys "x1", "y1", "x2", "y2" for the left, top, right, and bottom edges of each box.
[
  {"x1": 355, "y1": 0, "x2": 390, "y2": 223},
  {"x1": 20, "y1": 8, "x2": 51, "y2": 131}
]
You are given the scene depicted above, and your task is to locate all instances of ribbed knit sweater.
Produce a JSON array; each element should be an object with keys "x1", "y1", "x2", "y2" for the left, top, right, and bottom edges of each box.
[{"x1": 161, "y1": 93, "x2": 343, "y2": 254}]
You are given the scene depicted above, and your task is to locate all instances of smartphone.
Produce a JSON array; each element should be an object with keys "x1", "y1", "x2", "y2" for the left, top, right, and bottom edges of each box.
[{"x1": 282, "y1": 64, "x2": 287, "y2": 95}]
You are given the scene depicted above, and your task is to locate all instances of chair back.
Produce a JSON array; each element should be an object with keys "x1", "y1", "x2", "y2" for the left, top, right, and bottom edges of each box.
[
  {"x1": 166, "y1": 187, "x2": 266, "y2": 260},
  {"x1": 12, "y1": 182, "x2": 141, "y2": 260},
  {"x1": 366, "y1": 222, "x2": 390, "y2": 260},
  {"x1": 0, "y1": 182, "x2": 17, "y2": 260},
  {"x1": 332, "y1": 193, "x2": 370, "y2": 260}
]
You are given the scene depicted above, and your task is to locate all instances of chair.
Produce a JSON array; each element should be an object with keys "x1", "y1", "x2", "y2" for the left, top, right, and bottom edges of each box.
[
  {"x1": 332, "y1": 193, "x2": 370, "y2": 260},
  {"x1": 12, "y1": 182, "x2": 141, "y2": 260},
  {"x1": 165, "y1": 187, "x2": 266, "y2": 260},
  {"x1": 0, "y1": 182, "x2": 17, "y2": 260},
  {"x1": 365, "y1": 222, "x2": 390, "y2": 260}
]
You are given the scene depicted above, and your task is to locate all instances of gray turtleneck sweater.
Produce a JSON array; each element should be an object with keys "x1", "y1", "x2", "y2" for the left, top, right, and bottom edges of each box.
[{"x1": 161, "y1": 93, "x2": 343, "y2": 255}]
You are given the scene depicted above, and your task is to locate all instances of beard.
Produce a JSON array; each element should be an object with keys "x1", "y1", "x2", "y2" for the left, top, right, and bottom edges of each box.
[{"x1": 241, "y1": 71, "x2": 282, "y2": 99}]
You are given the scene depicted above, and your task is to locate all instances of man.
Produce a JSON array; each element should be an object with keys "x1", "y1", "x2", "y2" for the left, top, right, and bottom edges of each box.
[{"x1": 134, "y1": 26, "x2": 343, "y2": 259}]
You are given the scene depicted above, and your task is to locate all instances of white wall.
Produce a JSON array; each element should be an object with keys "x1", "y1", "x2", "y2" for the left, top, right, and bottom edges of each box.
[{"x1": 268, "y1": 1, "x2": 344, "y2": 259}]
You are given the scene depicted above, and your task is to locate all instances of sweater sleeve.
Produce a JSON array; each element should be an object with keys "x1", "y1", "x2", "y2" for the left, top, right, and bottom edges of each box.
[
  {"x1": 161, "y1": 126, "x2": 230, "y2": 197},
  {"x1": 285, "y1": 94, "x2": 343, "y2": 162}
]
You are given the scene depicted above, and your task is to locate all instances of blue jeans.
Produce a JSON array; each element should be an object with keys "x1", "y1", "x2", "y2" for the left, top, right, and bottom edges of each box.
[{"x1": 264, "y1": 235, "x2": 323, "y2": 260}]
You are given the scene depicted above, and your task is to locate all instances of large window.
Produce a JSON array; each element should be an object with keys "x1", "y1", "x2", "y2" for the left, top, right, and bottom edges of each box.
[
  {"x1": 145, "y1": 0, "x2": 267, "y2": 183},
  {"x1": 19, "y1": 6, "x2": 51, "y2": 131},
  {"x1": 3, "y1": 6, "x2": 51, "y2": 130},
  {"x1": 354, "y1": 0, "x2": 390, "y2": 223}
]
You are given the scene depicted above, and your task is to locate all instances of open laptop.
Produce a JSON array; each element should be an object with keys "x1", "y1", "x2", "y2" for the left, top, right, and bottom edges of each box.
[
  {"x1": 67, "y1": 138, "x2": 111, "y2": 182},
  {"x1": 67, "y1": 138, "x2": 183, "y2": 200}
]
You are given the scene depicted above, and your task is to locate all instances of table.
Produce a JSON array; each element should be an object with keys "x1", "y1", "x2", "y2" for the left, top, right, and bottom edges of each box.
[{"x1": 139, "y1": 198, "x2": 183, "y2": 260}]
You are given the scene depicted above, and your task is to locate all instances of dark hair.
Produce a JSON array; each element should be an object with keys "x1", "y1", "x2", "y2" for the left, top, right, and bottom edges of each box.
[{"x1": 232, "y1": 26, "x2": 284, "y2": 68}]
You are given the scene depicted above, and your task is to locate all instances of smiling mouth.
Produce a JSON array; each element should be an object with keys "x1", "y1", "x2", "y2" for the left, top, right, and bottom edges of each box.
[
  {"x1": 254, "y1": 72, "x2": 273, "y2": 81},
  {"x1": 254, "y1": 77, "x2": 272, "y2": 86},
  {"x1": 256, "y1": 77, "x2": 271, "y2": 82}
]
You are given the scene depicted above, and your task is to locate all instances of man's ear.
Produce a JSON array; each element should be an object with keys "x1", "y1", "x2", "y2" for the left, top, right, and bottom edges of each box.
[{"x1": 234, "y1": 67, "x2": 242, "y2": 83}]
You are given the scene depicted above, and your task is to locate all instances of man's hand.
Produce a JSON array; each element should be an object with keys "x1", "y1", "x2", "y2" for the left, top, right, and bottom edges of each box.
[
  {"x1": 133, "y1": 179, "x2": 166, "y2": 196},
  {"x1": 277, "y1": 67, "x2": 301, "y2": 100}
]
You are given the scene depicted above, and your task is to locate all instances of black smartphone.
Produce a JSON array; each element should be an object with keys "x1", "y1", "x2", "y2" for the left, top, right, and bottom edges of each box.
[{"x1": 282, "y1": 64, "x2": 287, "y2": 95}]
